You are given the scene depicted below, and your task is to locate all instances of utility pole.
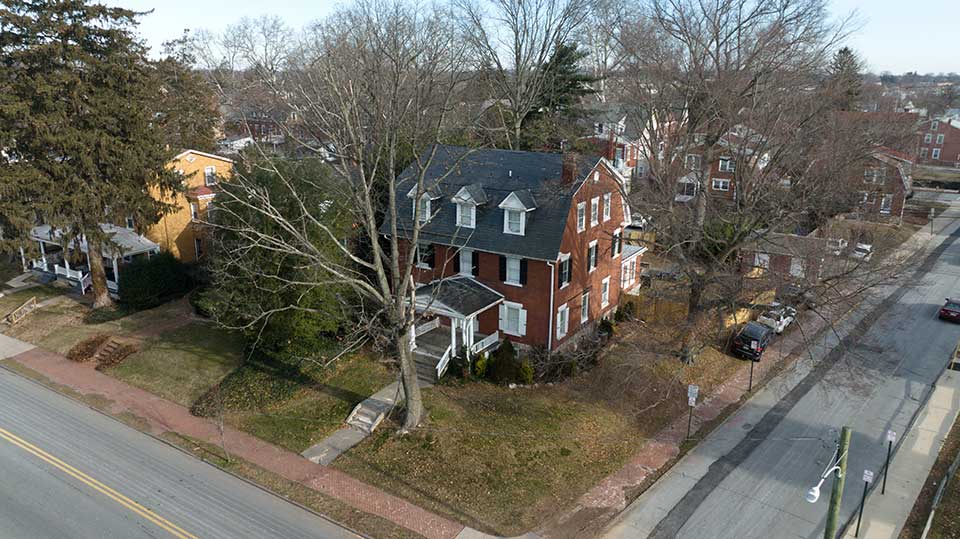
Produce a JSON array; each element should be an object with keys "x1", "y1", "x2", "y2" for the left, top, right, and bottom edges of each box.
[{"x1": 825, "y1": 426, "x2": 852, "y2": 539}]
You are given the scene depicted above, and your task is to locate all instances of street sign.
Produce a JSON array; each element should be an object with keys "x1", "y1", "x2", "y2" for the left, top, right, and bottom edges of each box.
[
  {"x1": 863, "y1": 469, "x2": 874, "y2": 483},
  {"x1": 688, "y1": 395, "x2": 697, "y2": 407},
  {"x1": 886, "y1": 430, "x2": 897, "y2": 443},
  {"x1": 688, "y1": 384, "x2": 699, "y2": 400}
]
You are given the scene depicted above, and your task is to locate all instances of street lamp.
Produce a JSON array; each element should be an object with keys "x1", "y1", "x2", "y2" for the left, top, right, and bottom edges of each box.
[{"x1": 805, "y1": 426, "x2": 852, "y2": 539}]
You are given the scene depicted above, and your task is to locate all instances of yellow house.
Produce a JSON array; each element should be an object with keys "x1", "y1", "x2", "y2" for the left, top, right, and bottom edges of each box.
[{"x1": 146, "y1": 150, "x2": 235, "y2": 263}]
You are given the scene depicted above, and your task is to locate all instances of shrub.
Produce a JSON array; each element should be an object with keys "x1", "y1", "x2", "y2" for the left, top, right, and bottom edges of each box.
[
  {"x1": 473, "y1": 352, "x2": 488, "y2": 379},
  {"x1": 487, "y1": 340, "x2": 530, "y2": 385},
  {"x1": 615, "y1": 301, "x2": 637, "y2": 322},
  {"x1": 118, "y1": 252, "x2": 193, "y2": 310},
  {"x1": 598, "y1": 318, "x2": 615, "y2": 338},
  {"x1": 188, "y1": 288, "x2": 214, "y2": 318},
  {"x1": 519, "y1": 360, "x2": 534, "y2": 385},
  {"x1": 95, "y1": 343, "x2": 138, "y2": 370},
  {"x1": 66, "y1": 334, "x2": 110, "y2": 362}
]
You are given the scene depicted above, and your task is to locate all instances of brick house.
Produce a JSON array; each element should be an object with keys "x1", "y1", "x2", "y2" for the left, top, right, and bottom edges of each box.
[
  {"x1": 145, "y1": 150, "x2": 235, "y2": 263},
  {"x1": 579, "y1": 103, "x2": 645, "y2": 186},
  {"x1": 854, "y1": 148, "x2": 913, "y2": 223},
  {"x1": 387, "y1": 146, "x2": 645, "y2": 367},
  {"x1": 740, "y1": 232, "x2": 828, "y2": 284},
  {"x1": 917, "y1": 118, "x2": 960, "y2": 167}
]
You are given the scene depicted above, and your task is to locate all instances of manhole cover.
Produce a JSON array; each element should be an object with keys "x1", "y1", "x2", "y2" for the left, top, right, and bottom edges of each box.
[{"x1": 742, "y1": 423, "x2": 753, "y2": 430}]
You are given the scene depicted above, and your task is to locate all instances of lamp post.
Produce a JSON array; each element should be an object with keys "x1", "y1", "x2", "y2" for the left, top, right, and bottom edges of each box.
[{"x1": 806, "y1": 426, "x2": 852, "y2": 539}]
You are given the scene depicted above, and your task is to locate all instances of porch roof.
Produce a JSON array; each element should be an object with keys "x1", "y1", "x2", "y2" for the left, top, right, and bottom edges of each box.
[
  {"x1": 415, "y1": 276, "x2": 504, "y2": 319},
  {"x1": 30, "y1": 224, "x2": 160, "y2": 258}
]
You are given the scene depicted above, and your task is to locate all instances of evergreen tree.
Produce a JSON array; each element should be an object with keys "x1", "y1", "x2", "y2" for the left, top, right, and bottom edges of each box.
[
  {"x1": 827, "y1": 47, "x2": 864, "y2": 111},
  {"x1": 0, "y1": 0, "x2": 181, "y2": 308},
  {"x1": 521, "y1": 42, "x2": 598, "y2": 150},
  {"x1": 156, "y1": 31, "x2": 221, "y2": 153}
]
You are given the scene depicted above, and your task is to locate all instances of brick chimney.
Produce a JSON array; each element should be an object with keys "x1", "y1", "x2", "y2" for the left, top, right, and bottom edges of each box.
[
  {"x1": 606, "y1": 130, "x2": 617, "y2": 161},
  {"x1": 562, "y1": 152, "x2": 581, "y2": 184}
]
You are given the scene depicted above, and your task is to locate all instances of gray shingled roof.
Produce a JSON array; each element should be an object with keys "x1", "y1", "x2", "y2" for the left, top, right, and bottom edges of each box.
[
  {"x1": 415, "y1": 277, "x2": 503, "y2": 317},
  {"x1": 386, "y1": 145, "x2": 601, "y2": 261}
]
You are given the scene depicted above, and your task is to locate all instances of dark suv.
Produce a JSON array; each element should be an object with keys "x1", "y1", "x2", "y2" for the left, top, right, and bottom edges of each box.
[{"x1": 731, "y1": 321, "x2": 774, "y2": 361}]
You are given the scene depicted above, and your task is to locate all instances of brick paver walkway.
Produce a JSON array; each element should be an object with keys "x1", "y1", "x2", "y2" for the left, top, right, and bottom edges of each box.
[{"x1": 8, "y1": 346, "x2": 464, "y2": 539}]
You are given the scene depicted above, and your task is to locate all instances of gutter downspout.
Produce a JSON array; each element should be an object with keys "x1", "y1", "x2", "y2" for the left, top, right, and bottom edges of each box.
[{"x1": 547, "y1": 260, "x2": 556, "y2": 351}]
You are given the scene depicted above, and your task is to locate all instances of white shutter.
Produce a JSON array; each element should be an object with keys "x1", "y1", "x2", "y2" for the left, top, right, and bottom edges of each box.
[
  {"x1": 499, "y1": 303, "x2": 506, "y2": 330},
  {"x1": 519, "y1": 307, "x2": 527, "y2": 336}
]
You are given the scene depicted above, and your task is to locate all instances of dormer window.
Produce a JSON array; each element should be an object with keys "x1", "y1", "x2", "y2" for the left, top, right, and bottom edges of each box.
[
  {"x1": 498, "y1": 190, "x2": 536, "y2": 237},
  {"x1": 505, "y1": 209, "x2": 524, "y2": 234},
  {"x1": 417, "y1": 195, "x2": 431, "y2": 224},
  {"x1": 456, "y1": 202, "x2": 476, "y2": 228}
]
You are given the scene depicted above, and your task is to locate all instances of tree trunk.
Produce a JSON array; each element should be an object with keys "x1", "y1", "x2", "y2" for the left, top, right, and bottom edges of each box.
[
  {"x1": 86, "y1": 242, "x2": 113, "y2": 309},
  {"x1": 397, "y1": 327, "x2": 424, "y2": 431},
  {"x1": 679, "y1": 278, "x2": 704, "y2": 364}
]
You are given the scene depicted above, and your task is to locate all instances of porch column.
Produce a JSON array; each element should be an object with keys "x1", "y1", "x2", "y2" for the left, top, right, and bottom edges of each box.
[
  {"x1": 409, "y1": 324, "x2": 417, "y2": 351},
  {"x1": 112, "y1": 256, "x2": 119, "y2": 285},
  {"x1": 38, "y1": 241, "x2": 46, "y2": 270},
  {"x1": 463, "y1": 316, "x2": 474, "y2": 358},
  {"x1": 450, "y1": 318, "x2": 458, "y2": 353},
  {"x1": 63, "y1": 255, "x2": 70, "y2": 271}
]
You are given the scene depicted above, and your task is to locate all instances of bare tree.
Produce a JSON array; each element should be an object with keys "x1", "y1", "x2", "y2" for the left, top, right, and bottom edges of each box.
[
  {"x1": 613, "y1": 0, "x2": 903, "y2": 362},
  {"x1": 199, "y1": 0, "x2": 470, "y2": 431},
  {"x1": 457, "y1": 0, "x2": 593, "y2": 149}
]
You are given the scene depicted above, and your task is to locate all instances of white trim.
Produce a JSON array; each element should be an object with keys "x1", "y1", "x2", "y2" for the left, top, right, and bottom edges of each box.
[
  {"x1": 547, "y1": 261, "x2": 556, "y2": 350},
  {"x1": 498, "y1": 191, "x2": 535, "y2": 211},
  {"x1": 603, "y1": 192, "x2": 612, "y2": 222},
  {"x1": 577, "y1": 202, "x2": 587, "y2": 232},
  {"x1": 588, "y1": 240, "x2": 598, "y2": 273},
  {"x1": 458, "y1": 248, "x2": 474, "y2": 276},
  {"x1": 590, "y1": 197, "x2": 600, "y2": 226},
  {"x1": 580, "y1": 290, "x2": 590, "y2": 324},
  {"x1": 601, "y1": 277, "x2": 611, "y2": 307},
  {"x1": 505, "y1": 256, "x2": 522, "y2": 286},
  {"x1": 500, "y1": 301, "x2": 526, "y2": 337},
  {"x1": 204, "y1": 165, "x2": 218, "y2": 186},
  {"x1": 456, "y1": 202, "x2": 476, "y2": 228},
  {"x1": 711, "y1": 178, "x2": 730, "y2": 191},
  {"x1": 612, "y1": 228, "x2": 622, "y2": 258},
  {"x1": 173, "y1": 149, "x2": 235, "y2": 164},
  {"x1": 189, "y1": 202, "x2": 199, "y2": 220},
  {"x1": 503, "y1": 208, "x2": 525, "y2": 235}
]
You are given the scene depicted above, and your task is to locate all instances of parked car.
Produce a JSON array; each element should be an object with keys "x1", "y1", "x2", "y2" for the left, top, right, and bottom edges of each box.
[
  {"x1": 850, "y1": 243, "x2": 873, "y2": 261},
  {"x1": 757, "y1": 305, "x2": 798, "y2": 334},
  {"x1": 731, "y1": 321, "x2": 774, "y2": 361},
  {"x1": 827, "y1": 238, "x2": 848, "y2": 255},
  {"x1": 939, "y1": 298, "x2": 960, "y2": 323}
]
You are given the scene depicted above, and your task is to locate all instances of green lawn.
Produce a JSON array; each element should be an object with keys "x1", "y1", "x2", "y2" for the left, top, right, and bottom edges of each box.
[
  {"x1": 108, "y1": 322, "x2": 246, "y2": 407},
  {"x1": 228, "y1": 354, "x2": 396, "y2": 453}
]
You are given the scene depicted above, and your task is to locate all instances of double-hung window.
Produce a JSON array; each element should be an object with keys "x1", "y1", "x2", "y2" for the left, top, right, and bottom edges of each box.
[
  {"x1": 577, "y1": 202, "x2": 586, "y2": 232},
  {"x1": 590, "y1": 197, "x2": 600, "y2": 226},
  {"x1": 601, "y1": 277, "x2": 610, "y2": 307},
  {"x1": 612, "y1": 229, "x2": 622, "y2": 258},
  {"x1": 580, "y1": 291, "x2": 590, "y2": 323},
  {"x1": 924, "y1": 133, "x2": 933, "y2": 144},
  {"x1": 558, "y1": 254, "x2": 571, "y2": 288},
  {"x1": 937, "y1": 134, "x2": 946, "y2": 145},
  {"x1": 457, "y1": 203, "x2": 475, "y2": 228},
  {"x1": 880, "y1": 194, "x2": 893, "y2": 214},
  {"x1": 556, "y1": 304, "x2": 569, "y2": 339},
  {"x1": 500, "y1": 301, "x2": 526, "y2": 336},
  {"x1": 190, "y1": 202, "x2": 199, "y2": 220},
  {"x1": 458, "y1": 249, "x2": 474, "y2": 276},
  {"x1": 712, "y1": 178, "x2": 730, "y2": 191},
  {"x1": 415, "y1": 242, "x2": 434, "y2": 268},
  {"x1": 204, "y1": 166, "x2": 217, "y2": 186},
  {"x1": 505, "y1": 209, "x2": 524, "y2": 235},
  {"x1": 603, "y1": 193, "x2": 612, "y2": 222},
  {"x1": 587, "y1": 241, "x2": 598, "y2": 272},
  {"x1": 505, "y1": 257, "x2": 521, "y2": 285},
  {"x1": 933, "y1": 148, "x2": 942, "y2": 159},
  {"x1": 417, "y1": 195, "x2": 431, "y2": 223},
  {"x1": 718, "y1": 158, "x2": 736, "y2": 173}
]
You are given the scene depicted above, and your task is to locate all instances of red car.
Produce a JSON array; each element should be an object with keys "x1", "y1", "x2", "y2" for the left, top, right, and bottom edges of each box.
[{"x1": 939, "y1": 298, "x2": 960, "y2": 322}]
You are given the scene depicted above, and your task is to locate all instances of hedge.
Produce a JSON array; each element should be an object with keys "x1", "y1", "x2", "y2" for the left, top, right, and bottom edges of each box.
[{"x1": 118, "y1": 252, "x2": 193, "y2": 309}]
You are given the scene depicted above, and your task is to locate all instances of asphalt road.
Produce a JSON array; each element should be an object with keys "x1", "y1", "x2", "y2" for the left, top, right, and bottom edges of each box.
[
  {"x1": 606, "y1": 194, "x2": 960, "y2": 539},
  {"x1": 0, "y1": 364, "x2": 360, "y2": 539}
]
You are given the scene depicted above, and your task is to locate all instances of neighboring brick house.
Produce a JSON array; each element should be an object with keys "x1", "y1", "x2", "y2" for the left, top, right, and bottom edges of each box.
[
  {"x1": 740, "y1": 232, "x2": 828, "y2": 284},
  {"x1": 579, "y1": 103, "x2": 645, "y2": 186},
  {"x1": 387, "y1": 145, "x2": 644, "y2": 362},
  {"x1": 917, "y1": 118, "x2": 960, "y2": 167},
  {"x1": 676, "y1": 129, "x2": 764, "y2": 203},
  {"x1": 145, "y1": 150, "x2": 235, "y2": 263},
  {"x1": 854, "y1": 148, "x2": 913, "y2": 223}
]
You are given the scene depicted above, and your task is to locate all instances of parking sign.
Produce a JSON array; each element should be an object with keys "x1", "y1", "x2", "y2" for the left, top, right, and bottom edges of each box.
[
  {"x1": 863, "y1": 469, "x2": 874, "y2": 483},
  {"x1": 886, "y1": 430, "x2": 897, "y2": 443}
]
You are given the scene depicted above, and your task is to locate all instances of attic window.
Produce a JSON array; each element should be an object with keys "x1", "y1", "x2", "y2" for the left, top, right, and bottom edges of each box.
[
  {"x1": 505, "y1": 209, "x2": 524, "y2": 235},
  {"x1": 416, "y1": 195, "x2": 431, "y2": 223},
  {"x1": 456, "y1": 202, "x2": 476, "y2": 228}
]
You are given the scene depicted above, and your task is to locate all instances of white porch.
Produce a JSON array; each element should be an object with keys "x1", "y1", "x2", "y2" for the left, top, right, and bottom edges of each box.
[{"x1": 25, "y1": 224, "x2": 160, "y2": 295}]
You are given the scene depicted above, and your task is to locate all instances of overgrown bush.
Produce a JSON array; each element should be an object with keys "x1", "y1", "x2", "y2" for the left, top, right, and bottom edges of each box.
[
  {"x1": 598, "y1": 318, "x2": 615, "y2": 338},
  {"x1": 487, "y1": 340, "x2": 530, "y2": 385},
  {"x1": 66, "y1": 334, "x2": 110, "y2": 362},
  {"x1": 519, "y1": 360, "x2": 534, "y2": 385},
  {"x1": 94, "y1": 343, "x2": 138, "y2": 370},
  {"x1": 615, "y1": 301, "x2": 637, "y2": 322},
  {"x1": 118, "y1": 252, "x2": 193, "y2": 309},
  {"x1": 188, "y1": 288, "x2": 214, "y2": 318},
  {"x1": 191, "y1": 356, "x2": 309, "y2": 417},
  {"x1": 473, "y1": 352, "x2": 488, "y2": 379}
]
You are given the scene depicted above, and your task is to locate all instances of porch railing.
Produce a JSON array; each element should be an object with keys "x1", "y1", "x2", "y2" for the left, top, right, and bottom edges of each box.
[
  {"x1": 415, "y1": 318, "x2": 440, "y2": 337},
  {"x1": 106, "y1": 280, "x2": 119, "y2": 293},
  {"x1": 436, "y1": 345, "x2": 453, "y2": 379},
  {"x1": 54, "y1": 264, "x2": 85, "y2": 281},
  {"x1": 471, "y1": 333, "x2": 500, "y2": 355},
  {"x1": 31, "y1": 260, "x2": 48, "y2": 271}
]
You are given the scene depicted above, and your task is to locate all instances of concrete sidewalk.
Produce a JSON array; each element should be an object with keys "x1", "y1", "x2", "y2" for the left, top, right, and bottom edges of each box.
[{"x1": 842, "y1": 368, "x2": 960, "y2": 539}]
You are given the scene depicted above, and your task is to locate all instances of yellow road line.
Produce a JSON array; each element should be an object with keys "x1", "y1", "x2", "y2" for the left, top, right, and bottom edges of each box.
[{"x1": 0, "y1": 427, "x2": 197, "y2": 539}]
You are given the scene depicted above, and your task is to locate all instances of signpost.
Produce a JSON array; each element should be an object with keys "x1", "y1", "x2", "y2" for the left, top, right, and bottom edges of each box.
[
  {"x1": 748, "y1": 359, "x2": 755, "y2": 392},
  {"x1": 856, "y1": 469, "x2": 874, "y2": 537},
  {"x1": 686, "y1": 384, "x2": 699, "y2": 440},
  {"x1": 883, "y1": 430, "x2": 896, "y2": 494}
]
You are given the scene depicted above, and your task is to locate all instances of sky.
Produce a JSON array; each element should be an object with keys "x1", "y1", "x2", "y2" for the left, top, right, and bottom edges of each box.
[{"x1": 108, "y1": 0, "x2": 956, "y2": 75}]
